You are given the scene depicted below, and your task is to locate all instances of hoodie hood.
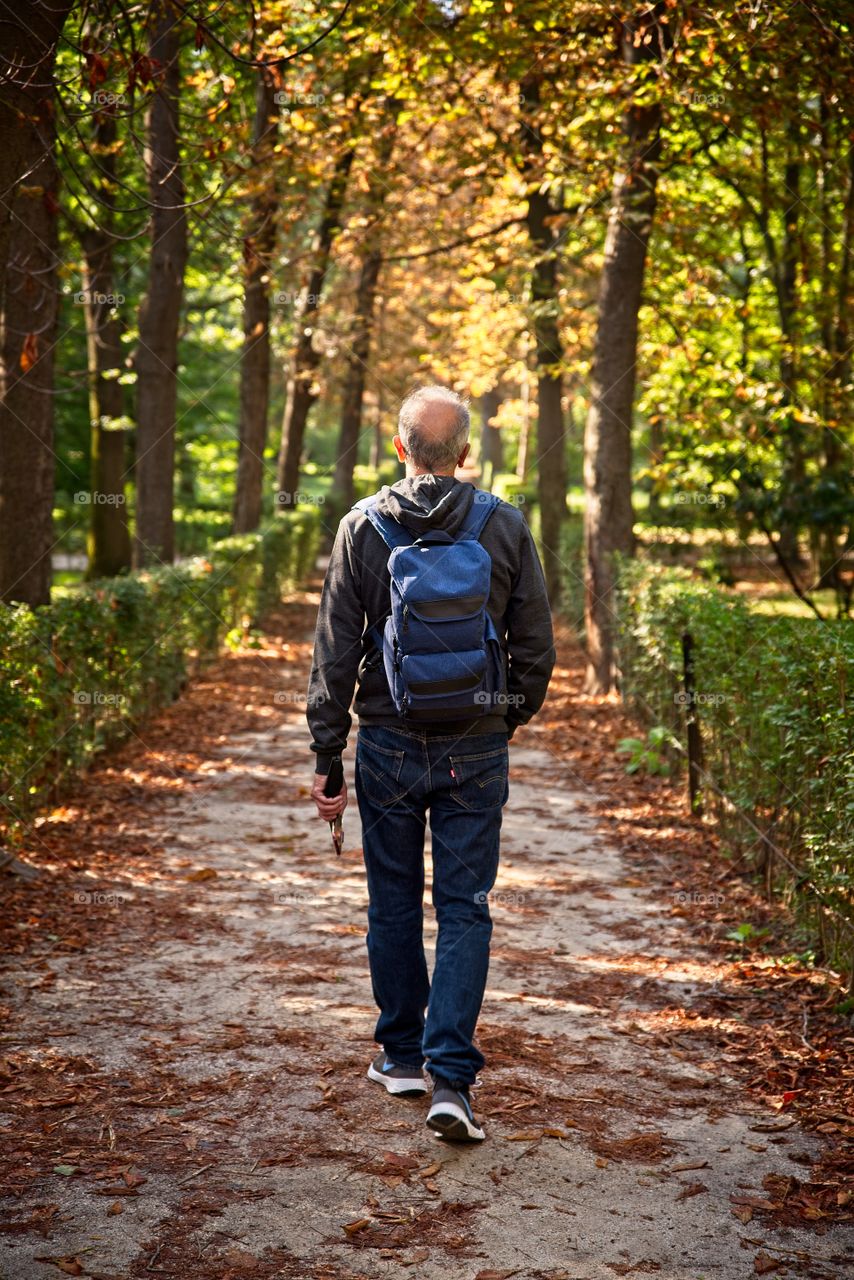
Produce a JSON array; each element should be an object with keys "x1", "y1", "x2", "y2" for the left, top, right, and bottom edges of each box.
[{"x1": 373, "y1": 474, "x2": 476, "y2": 538}]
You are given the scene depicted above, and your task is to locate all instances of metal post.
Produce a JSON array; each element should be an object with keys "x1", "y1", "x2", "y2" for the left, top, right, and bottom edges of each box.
[{"x1": 682, "y1": 630, "x2": 703, "y2": 817}]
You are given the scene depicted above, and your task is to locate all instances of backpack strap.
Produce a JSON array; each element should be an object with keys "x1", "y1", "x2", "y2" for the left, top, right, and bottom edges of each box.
[
  {"x1": 353, "y1": 493, "x2": 405, "y2": 650},
  {"x1": 457, "y1": 489, "x2": 501, "y2": 541},
  {"x1": 352, "y1": 493, "x2": 414, "y2": 551}
]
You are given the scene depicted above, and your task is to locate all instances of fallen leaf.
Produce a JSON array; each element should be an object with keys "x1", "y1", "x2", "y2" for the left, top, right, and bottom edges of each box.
[
  {"x1": 342, "y1": 1217, "x2": 371, "y2": 1236},
  {"x1": 676, "y1": 1182, "x2": 708, "y2": 1201},
  {"x1": 34, "y1": 1260, "x2": 83, "y2": 1277},
  {"x1": 754, "y1": 1252, "x2": 780, "y2": 1275},
  {"x1": 186, "y1": 867, "x2": 217, "y2": 882}
]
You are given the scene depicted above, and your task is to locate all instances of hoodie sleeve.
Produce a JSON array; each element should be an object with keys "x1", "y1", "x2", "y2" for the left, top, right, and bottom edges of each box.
[
  {"x1": 504, "y1": 517, "x2": 555, "y2": 731},
  {"x1": 306, "y1": 516, "x2": 365, "y2": 773}
]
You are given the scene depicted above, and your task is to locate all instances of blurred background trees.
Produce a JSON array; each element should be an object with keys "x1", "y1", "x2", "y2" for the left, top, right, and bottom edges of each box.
[{"x1": 0, "y1": 0, "x2": 851, "y2": 687}]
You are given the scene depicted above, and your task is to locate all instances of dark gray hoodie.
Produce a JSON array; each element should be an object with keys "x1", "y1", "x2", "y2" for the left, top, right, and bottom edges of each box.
[{"x1": 306, "y1": 475, "x2": 555, "y2": 772}]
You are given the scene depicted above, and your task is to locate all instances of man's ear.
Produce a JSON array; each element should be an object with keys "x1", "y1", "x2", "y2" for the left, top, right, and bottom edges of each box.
[
  {"x1": 393, "y1": 434, "x2": 407, "y2": 463},
  {"x1": 456, "y1": 441, "x2": 471, "y2": 468}
]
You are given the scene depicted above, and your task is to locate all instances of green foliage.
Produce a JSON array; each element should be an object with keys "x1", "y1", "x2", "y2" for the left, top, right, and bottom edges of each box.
[
  {"x1": 557, "y1": 516, "x2": 585, "y2": 632},
  {"x1": 175, "y1": 508, "x2": 234, "y2": 555},
  {"x1": 616, "y1": 725, "x2": 677, "y2": 776},
  {"x1": 726, "y1": 922, "x2": 771, "y2": 946},
  {"x1": 0, "y1": 511, "x2": 319, "y2": 833},
  {"x1": 616, "y1": 562, "x2": 854, "y2": 976},
  {"x1": 492, "y1": 473, "x2": 536, "y2": 510}
]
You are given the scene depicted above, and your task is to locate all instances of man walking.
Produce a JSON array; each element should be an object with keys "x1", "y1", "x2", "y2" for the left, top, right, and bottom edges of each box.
[{"x1": 307, "y1": 385, "x2": 555, "y2": 1141}]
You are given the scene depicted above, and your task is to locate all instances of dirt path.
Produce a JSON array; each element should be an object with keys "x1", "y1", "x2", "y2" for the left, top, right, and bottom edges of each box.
[{"x1": 1, "y1": 593, "x2": 852, "y2": 1280}]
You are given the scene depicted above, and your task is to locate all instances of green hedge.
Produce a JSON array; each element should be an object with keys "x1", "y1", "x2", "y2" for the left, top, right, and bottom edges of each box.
[
  {"x1": 175, "y1": 508, "x2": 234, "y2": 555},
  {"x1": 0, "y1": 510, "x2": 320, "y2": 833},
  {"x1": 616, "y1": 562, "x2": 854, "y2": 979}
]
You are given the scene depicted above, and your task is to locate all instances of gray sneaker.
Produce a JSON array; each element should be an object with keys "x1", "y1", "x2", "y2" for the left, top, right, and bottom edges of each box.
[
  {"x1": 367, "y1": 1051, "x2": 428, "y2": 1097},
  {"x1": 426, "y1": 1083, "x2": 485, "y2": 1141}
]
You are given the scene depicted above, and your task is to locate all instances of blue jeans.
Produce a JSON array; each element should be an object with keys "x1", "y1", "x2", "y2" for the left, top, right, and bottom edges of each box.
[{"x1": 355, "y1": 724, "x2": 509, "y2": 1089}]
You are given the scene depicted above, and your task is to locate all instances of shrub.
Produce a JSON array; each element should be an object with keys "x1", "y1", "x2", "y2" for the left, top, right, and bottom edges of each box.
[
  {"x1": 174, "y1": 508, "x2": 234, "y2": 555},
  {"x1": 491, "y1": 472, "x2": 537, "y2": 514},
  {"x1": 616, "y1": 562, "x2": 854, "y2": 979},
  {"x1": 0, "y1": 510, "x2": 320, "y2": 833}
]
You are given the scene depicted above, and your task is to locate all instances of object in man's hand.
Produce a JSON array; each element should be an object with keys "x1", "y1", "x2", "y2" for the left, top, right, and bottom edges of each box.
[{"x1": 323, "y1": 756, "x2": 344, "y2": 856}]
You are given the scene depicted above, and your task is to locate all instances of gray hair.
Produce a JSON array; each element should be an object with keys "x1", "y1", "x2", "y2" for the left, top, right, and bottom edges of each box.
[{"x1": 397, "y1": 386, "x2": 470, "y2": 472}]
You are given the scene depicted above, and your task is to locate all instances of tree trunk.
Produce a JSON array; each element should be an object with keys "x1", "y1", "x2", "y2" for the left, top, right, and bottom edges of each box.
[
  {"x1": 583, "y1": 11, "x2": 664, "y2": 693},
  {"x1": 479, "y1": 388, "x2": 504, "y2": 490},
  {"x1": 276, "y1": 146, "x2": 354, "y2": 508},
  {"x1": 233, "y1": 65, "x2": 279, "y2": 534},
  {"x1": 776, "y1": 118, "x2": 803, "y2": 565},
  {"x1": 814, "y1": 131, "x2": 854, "y2": 594},
  {"x1": 0, "y1": 2, "x2": 71, "y2": 313},
  {"x1": 332, "y1": 106, "x2": 398, "y2": 511},
  {"x1": 81, "y1": 112, "x2": 131, "y2": 578},
  {"x1": 520, "y1": 74, "x2": 567, "y2": 608},
  {"x1": 333, "y1": 249, "x2": 382, "y2": 508},
  {"x1": 0, "y1": 57, "x2": 62, "y2": 606},
  {"x1": 133, "y1": 1, "x2": 187, "y2": 566},
  {"x1": 517, "y1": 352, "x2": 531, "y2": 479}
]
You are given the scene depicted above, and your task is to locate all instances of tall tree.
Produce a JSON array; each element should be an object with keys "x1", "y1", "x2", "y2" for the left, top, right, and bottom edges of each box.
[
  {"x1": 133, "y1": 0, "x2": 187, "y2": 566},
  {"x1": 276, "y1": 144, "x2": 354, "y2": 508},
  {"x1": 233, "y1": 63, "x2": 280, "y2": 535},
  {"x1": 583, "y1": 6, "x2": 665, "y2": 692},
  {"x1": 81, "y1": 109, "x2": 131, "y2": 577},
  {"x1": 0, "y1": 2, "x2": 71, "y2": 309},
  {"x1": 519, "y1": 73, "x2": 568, "y2": 607},
  {"x1": 331, "y1": 101, "x2": 400, "y2": 512},
  {"x1": 0, "y1": 7, "x2": 68, "y2": 606},
  {"x1": 479, "y1": 387, "x2": 504, "y2": 490}
]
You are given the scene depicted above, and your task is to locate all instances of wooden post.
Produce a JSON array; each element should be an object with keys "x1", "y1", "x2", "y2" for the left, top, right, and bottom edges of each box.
[{"x1": 682, "y1": 631, "x2": 703, "y2": 817}]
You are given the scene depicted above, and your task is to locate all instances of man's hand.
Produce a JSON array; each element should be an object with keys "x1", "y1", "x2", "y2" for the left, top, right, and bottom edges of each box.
[{"x1": 311, "y1": 772, "x2": 348, "y2": 822}]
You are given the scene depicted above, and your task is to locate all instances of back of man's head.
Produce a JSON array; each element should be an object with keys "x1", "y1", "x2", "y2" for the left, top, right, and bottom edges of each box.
[{"x1": 398, "y1": 386, "x2": 470, "y2": 474}]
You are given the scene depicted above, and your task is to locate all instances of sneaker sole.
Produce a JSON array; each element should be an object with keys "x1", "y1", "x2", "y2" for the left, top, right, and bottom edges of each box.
[
  {"x1": 367, "y1": 1063, "x2": 427, "y2": 1097},
  {"x1": 426, "y1": 1105, "x2": 485, "y2": 1142}
]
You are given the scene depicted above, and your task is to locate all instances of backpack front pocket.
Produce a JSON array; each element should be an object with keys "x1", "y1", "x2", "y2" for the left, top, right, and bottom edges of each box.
[
  {"x1": 398, "y1": 596, "x2": 486, "y2": 654},
  {"x1": 399, "y1": 648, "x2": 488, "y2": 717}
]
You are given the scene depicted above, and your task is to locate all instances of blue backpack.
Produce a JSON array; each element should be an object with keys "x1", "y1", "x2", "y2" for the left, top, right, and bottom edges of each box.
[{"x1": 354, "y1": 489, "x2": 506, "y2": 720}]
